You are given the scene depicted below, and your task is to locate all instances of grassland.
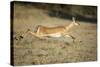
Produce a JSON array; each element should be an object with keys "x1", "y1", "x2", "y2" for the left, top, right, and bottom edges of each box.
[{"x1": 11, "y1": 2, "x2": 97, "y2": 66}]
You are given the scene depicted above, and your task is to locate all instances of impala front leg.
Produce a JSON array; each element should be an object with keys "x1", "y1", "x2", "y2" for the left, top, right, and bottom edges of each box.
[{"x1": 64, "y1": 34, "x2": 76, "y2": 43}]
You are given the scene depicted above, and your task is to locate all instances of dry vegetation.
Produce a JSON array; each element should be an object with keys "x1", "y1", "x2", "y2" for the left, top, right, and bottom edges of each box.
[{"x1": 11, "y1": 2, "x2": 97, "y2": 66}]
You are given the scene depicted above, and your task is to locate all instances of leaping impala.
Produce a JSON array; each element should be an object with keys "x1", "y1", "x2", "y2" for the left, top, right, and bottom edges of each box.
[{"x1": 21, "y1": 17, "x2": 80, "y2": 42}]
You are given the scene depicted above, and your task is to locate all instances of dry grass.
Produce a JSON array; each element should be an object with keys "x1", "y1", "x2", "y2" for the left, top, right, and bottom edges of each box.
[{"x1": 12, "y1": 3, "x2": 97, "y2": 66}]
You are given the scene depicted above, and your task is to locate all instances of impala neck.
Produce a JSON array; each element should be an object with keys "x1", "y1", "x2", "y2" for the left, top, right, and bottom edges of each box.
[{"x1": 65, "y1": 22, "x2": 75, "y2": 31}]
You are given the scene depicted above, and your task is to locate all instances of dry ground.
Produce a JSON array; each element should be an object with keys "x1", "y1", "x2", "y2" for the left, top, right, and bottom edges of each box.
[{"x1": 12, "y1": 4, "x2": 97, "y2": 66}]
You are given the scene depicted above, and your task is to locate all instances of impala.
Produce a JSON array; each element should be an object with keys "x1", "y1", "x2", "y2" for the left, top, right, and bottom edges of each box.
[{"x1": 27, "y1": 17, "x2": 80, "y2": 41}]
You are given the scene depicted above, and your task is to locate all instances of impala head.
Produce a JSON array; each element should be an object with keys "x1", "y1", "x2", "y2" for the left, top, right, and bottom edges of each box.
[{"x1": 72, "y1": 17, "x2": 80, "y2": 26}]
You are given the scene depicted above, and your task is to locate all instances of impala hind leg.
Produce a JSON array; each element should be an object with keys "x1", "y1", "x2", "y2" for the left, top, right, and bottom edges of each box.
[{"x1": 28, "y1": 31, "x2": 48, "y2": 40}]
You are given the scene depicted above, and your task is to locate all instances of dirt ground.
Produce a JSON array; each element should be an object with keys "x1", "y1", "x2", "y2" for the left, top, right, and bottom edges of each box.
[{"x1": 11, "y1": 3, "x2": 97, "y2": 66}]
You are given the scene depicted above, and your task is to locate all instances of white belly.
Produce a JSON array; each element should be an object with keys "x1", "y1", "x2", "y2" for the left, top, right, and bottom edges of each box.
[{"x1": 48, "y1": 33, "x2": 62, "y2": 37}]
